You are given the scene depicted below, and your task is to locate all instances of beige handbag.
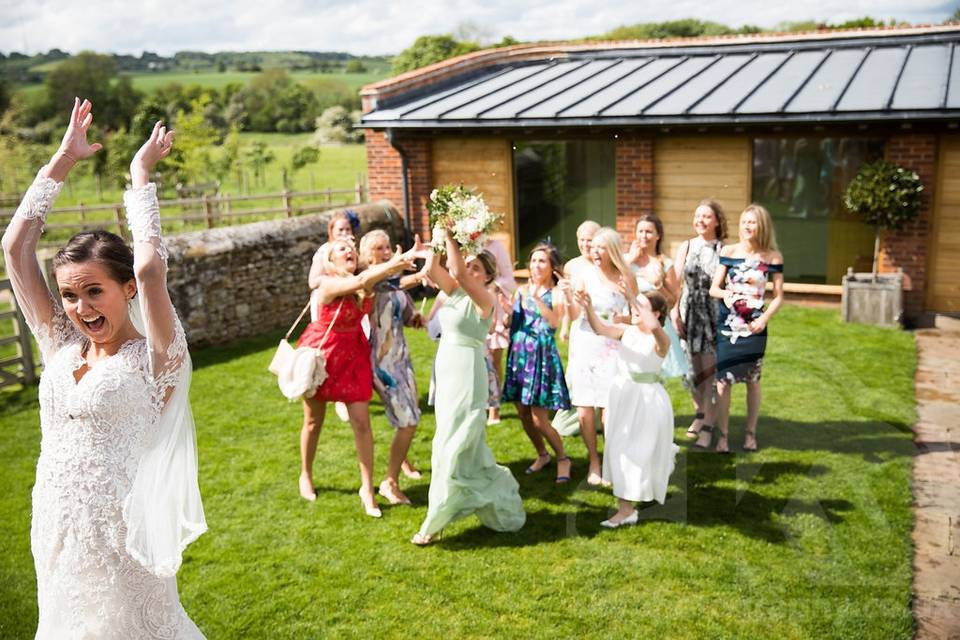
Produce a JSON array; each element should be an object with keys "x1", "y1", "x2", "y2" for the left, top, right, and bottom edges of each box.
[{"x1": 269, "y1": 299, "x2": 343, "y2": 401}]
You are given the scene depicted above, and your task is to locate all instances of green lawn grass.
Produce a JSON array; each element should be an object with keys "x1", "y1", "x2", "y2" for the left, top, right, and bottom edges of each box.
[{"x1": 0, "y1": 305, "x2": 917, "y2": 638}]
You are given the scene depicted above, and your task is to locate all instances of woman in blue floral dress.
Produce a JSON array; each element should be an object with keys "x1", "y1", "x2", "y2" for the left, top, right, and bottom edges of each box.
[
  {"x1": 502, "y1": 243, "x2": 573, "y2": 483},
  {"x1": 695, "y1": 204, "x2": 784, "y2": 453}
]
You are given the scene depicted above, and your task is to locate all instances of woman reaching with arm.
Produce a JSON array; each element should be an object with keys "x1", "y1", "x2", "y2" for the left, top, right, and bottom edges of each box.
[
  {"x1": 296, "y1": 235, "x2": 415, "y2": 516},
  {"x1": 412, "y1": 232, "x2": 526, "y2": 545}
]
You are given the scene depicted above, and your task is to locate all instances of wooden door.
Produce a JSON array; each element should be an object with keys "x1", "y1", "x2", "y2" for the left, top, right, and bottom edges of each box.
[{"x1": 928, "y1": 135, "x2": 960, "y2": 312}]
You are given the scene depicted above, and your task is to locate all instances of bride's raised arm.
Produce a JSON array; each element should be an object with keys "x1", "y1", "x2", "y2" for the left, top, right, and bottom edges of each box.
[
  {"x1": 124, "y1": 121, "x2": 185, "y2": 395},
  {"x1": 1, "y1": 98, "x2": 101, "y2": 358}
]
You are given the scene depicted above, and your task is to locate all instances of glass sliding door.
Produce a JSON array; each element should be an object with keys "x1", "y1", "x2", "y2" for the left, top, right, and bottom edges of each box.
[
  {"x1": 752, "y1": 137, "x2": 883, "y2": 284},
  {"x1": 513, "y1": 140, "x2": 615, "y2": 262}
]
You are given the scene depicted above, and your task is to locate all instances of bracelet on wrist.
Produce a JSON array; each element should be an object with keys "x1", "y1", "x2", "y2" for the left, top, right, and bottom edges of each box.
[{"x1": 55, "y1": 149, "x2": 78, "y2": 164}]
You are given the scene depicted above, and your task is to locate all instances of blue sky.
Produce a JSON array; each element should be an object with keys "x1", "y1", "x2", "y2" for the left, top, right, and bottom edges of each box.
[{"x1": 0, "y1": 0, "x2": 955, "y2": 56}]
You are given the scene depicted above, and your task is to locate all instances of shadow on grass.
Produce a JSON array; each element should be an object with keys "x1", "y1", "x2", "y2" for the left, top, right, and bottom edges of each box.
[{"x1": 673, "y1": 413, "x2": 915, "y2": 460}]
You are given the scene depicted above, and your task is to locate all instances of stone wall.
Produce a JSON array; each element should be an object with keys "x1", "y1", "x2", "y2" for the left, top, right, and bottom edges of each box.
[{"x1": 164, "y1": 201, "x2": 404, "y2": 347}]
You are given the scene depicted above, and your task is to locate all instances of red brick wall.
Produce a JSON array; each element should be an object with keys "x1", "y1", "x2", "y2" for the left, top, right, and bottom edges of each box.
[
  {"x1": 881, "y1": 133, "x2": 937, "y2": 320},
  {"x1": 615, "y1": 135, "x2": 655, "y2": 242},
  {"x1": 405, "y1": 139, "x2": 432, "y2": 239},
  {"x1": 364, "y1": 130, "x2": 432, "y2": 239}
]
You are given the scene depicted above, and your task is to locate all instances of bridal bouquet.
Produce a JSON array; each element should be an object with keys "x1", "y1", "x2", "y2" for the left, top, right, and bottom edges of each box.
[{"x1": 427, "y1": 184, "x2": 502, "y2": 255}]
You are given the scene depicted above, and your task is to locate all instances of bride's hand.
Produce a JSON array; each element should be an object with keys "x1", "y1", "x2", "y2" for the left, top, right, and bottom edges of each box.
[
  {"x1": 56, "y1": 97, "x2": 103, "y2": 162},
  {"x1": 132, "y1": 121, "x2": 175, "y2": 178}
]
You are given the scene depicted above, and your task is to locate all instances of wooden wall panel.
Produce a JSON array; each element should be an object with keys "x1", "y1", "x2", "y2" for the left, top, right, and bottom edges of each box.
[
  {"x1": 431, "y1": 138, "x2": 516, "y2": 262},
  {"x1": 928, "y1": 135, "x2": 960, "y2": 312},
  {"x1": 653, "y1": 137, "x2": 751, "y2": 257}
]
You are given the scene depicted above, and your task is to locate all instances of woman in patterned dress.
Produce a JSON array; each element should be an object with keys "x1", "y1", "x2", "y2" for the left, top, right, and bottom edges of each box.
[
  {"x1": 297, "y1": 237, "x2": 415, "y2": 515},
  {"x1": 358, "y1": 230, "x2": 427, "y2": 505},
  {"x1": 672, "y1": 200, "x2": 728, "y2": 439},
  {"x1": 501, "y1": 243, "x2": 572, "y2": 483},
  {"x1": 695, "y1": 204, "x2": 784, "y2": 453},
  {"x1": 3, "y1": 103, "x2": 205, "y2": 637}
]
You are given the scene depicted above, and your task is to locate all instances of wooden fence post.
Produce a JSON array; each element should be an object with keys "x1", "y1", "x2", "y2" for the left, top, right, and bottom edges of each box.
[
  {"x1": 78, "y1": 201, "x2": 86, "y2": 225},
  {"x1": 282, "y1": 190, "x2": 293, "y2": 217},
  {"x1": 224, "y1": 193, "x2": 232, "y2": 220},
  {"x1": 203, "y1": 194, "x2": 214, "y2": 228},
  {"x1": 114, "y1": 206, "x2": 129, "y2": 241},
  {"x1": 15, "y1": 305, "x2": 36, "y2": 384},
  {"x1": 355, "y1": 181, "x2": 363, "y2": 203}
]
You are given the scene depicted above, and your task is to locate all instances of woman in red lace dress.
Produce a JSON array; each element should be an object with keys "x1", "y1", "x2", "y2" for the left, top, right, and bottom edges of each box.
[{"x1": 297, "y1": 237, "x2": 414, "y2": 517}]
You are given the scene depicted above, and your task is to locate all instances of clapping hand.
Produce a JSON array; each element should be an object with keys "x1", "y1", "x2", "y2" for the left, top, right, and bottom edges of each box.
[{"x1": 57, "y1": 98, "x2": 103, "y2": 162}]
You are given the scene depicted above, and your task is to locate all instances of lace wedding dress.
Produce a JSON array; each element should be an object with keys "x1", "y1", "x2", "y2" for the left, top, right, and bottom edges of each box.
[{"x1": 7, "y1": 172, "x2": 206, "y2": 638}]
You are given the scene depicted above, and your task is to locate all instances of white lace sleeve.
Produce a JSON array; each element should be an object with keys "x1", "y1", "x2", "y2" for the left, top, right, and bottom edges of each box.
[
  {"x1": 2, "y1": 169, "x2": 82, "y2": 362},
  {"x1": 123, "y1": 183, "x2": 183, "y2": 399},
  {"x1": 121, "y1": 183, "x2": 206, "y2": 577}
]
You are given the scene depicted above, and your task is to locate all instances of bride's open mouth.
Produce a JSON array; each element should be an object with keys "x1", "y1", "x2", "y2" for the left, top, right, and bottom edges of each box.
[{"x1": 81, "y1": 315, "x2": 105, "y2": 332}]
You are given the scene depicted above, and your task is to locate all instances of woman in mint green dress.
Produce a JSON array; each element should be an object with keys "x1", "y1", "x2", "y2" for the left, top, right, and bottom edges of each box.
[{"x1": 412, "y1": 233, "x2": 526, "y2": 545}]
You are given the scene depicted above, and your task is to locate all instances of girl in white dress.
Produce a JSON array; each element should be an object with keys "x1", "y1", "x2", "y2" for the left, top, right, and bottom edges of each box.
[
  {"x1": 560, "y1": 227, "x2": 637, "y2": 485},
  {"x1": 3, "y1": 101, "x2": 205, "y2": 637},
  {"x1": 575, "y1": 288, "x2": 678, "y2": 528}
]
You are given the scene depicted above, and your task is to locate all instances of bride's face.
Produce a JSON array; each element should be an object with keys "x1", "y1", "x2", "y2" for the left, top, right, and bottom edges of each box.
[{"x1": 56, "y1": 260, "x2": 136, "y2": 346}]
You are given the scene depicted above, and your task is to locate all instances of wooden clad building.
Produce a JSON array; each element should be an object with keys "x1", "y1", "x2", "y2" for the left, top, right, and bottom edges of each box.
[{"x1": 361, "y1": 25, "x2": 960, "y2": 321}]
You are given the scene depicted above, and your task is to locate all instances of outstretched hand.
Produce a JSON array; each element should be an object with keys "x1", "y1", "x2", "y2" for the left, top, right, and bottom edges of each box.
[
  {"x1": 133, "y1": 121, "x2": 175, "y2": 174},
  {"x1": 57, "y1": 98, "x2": 103, "y2": 161}
]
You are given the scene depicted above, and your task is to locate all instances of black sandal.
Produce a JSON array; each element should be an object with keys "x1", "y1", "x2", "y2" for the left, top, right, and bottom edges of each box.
[{"x1": 686, "y1": 412, "x2": 706, "y2": 439}]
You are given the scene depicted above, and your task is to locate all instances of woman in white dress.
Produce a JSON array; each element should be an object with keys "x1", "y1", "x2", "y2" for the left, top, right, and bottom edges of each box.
[
  {"x1": 3, "y1": 100, "x2": 206, "y2": 638},
  {"x1": 575, "y1": 289, "x2": 678, "y2": 528},
  {"x1": 559, "y1": 227, "x2": 637, "y2": 485}
]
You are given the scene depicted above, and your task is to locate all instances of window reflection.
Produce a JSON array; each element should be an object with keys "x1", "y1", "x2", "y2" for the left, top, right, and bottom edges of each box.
[
  {"x1": 752, "y1": 137, "x2": 883, "y2": 283},
  {"x1": 513, "y1": 140, "x2": 616, "y2": 261}
]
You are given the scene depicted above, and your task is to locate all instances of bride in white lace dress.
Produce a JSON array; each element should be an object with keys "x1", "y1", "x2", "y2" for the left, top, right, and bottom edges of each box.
[{"x1": 2, "y1": 99, "x2": 206, "y2": 638}]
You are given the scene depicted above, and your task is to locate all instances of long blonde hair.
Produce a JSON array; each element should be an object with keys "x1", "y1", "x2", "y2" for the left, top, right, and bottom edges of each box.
[
  {"x1": 741, "y1": 203, "x2": 779, "y2": 253},
  {"x1": 591, "y1": 227, "x2": 634, "y2": 285}
]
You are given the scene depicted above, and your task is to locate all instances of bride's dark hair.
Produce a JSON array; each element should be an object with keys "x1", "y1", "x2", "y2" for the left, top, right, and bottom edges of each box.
[{"x1": 53, "y1": 230, "x2": 135, "y2": 284}]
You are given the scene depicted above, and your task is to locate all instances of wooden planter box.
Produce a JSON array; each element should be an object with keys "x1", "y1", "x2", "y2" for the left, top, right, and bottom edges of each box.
[{"x1": 841, "y1": 269, "x2": 904, "y2": 327}]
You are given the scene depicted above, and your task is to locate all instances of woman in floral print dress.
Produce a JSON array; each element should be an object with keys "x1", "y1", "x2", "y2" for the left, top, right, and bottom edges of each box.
[{"x1": 695, "y1": 204, "x2": 784, "y2": 454}]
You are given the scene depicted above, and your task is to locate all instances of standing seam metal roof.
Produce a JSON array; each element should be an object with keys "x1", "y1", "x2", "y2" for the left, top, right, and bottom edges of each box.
[{"x1": 361, "y1": 31, "x2": 960, "y2": 129}]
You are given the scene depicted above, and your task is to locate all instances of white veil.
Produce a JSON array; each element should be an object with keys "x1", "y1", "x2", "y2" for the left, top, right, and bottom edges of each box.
[{"x1": 122, "y1": 298, "x2": 207, "y2": 578}]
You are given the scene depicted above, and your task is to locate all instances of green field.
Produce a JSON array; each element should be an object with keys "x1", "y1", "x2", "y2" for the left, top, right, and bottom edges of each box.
[
  {"x1": 1, "y1": 132, "x2": 366, "y2": 204},
  {"x1": 0, "y1": 305, "x2": 917, "y2": 638},
  {"x1": 16, "y1": 69, "x2": 389, "y2": 100}
]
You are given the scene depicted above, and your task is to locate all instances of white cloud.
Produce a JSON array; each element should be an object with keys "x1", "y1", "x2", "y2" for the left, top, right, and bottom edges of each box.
[{"x1": 0, "y1": 0, "x2": 954, "y2": 56}]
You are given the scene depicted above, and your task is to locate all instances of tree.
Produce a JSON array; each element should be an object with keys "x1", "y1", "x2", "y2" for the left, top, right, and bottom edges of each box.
[
  {"x1": 392, "y1": 35, "x2": 481, "y2": 75},
  {"x1": 0, "y1": 78, "x2": 9, "y2": 117},
  {"x1": 216, "y1": 125, "x2": 243, "y2": 185},
  {"x1": 245, "y1": 141, "x2": 275, "y2": 188},
  {"x1": 843, "y1": 160, "x2": 924, "y2": 276},
  {"x1": 313, "y1": 106, "x2": 363, "y2": 144},
  {"x1": 43, "y1": 52, "x2": 142, "y2": 130},
  {"x1": 168, "y1": 96, "x2": 221, "y2": 185},
  {"x1": 344, "y1": 59, "x2": 367, "y2": 73}
]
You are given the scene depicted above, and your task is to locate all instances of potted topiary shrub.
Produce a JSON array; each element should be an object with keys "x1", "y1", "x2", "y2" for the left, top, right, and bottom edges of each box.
[{"x1": 841, "y1": 160, "x2": 923, "y2": 326}]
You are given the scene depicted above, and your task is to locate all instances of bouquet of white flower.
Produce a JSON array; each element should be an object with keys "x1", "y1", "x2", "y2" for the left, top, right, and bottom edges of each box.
[{"x1": 427, "y1": 184, "x2": 502, "y2": 255}]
